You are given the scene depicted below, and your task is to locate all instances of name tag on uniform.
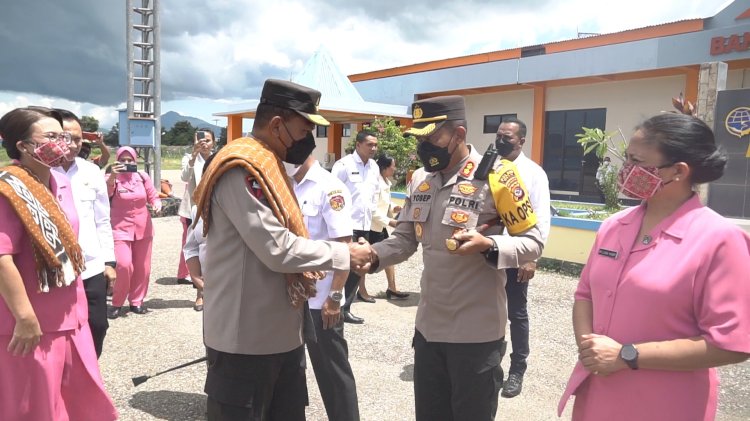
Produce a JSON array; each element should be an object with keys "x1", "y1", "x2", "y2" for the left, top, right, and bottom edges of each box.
[{"x1": 598, "y1": 248, "x2": 618, "y2": 259}]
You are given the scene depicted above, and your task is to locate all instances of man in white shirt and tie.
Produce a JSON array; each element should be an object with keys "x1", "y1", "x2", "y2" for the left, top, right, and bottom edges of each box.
[
  {"x1": 54, "y1": 109, "x2": 117, "y2": 358},
  {"x1": 330, "y1": 131, "x2": 379, "y2": 324}
]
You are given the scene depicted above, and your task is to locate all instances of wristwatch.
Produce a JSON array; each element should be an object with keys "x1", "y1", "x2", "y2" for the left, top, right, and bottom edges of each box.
[
  {"x1": 483, "y1": 238, "x2": 499, "y2": 261},
  {"x1": 620, "y1": 344, "x2": 639, "y2": 370},
  {"x1": 328, "y1": 290, "x2": 343, "y2": 302}
]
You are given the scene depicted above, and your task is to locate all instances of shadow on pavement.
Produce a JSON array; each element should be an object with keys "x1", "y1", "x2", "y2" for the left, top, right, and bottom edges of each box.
[
  {"x1": 400, "y1": 363, "x2": 414, "y2": 382},
  {"x1": 144, "y1": 298, "x2": 194, "y2": 310},
  {"x1": 377, "y1": 292, "x2": 420, "y2": 308},
  {"x1": 130, "y1": 390, "x2": 206, "y2": 421},
  {"x1": 156, "y1": 277, "x2": 187, "y2": 286}
]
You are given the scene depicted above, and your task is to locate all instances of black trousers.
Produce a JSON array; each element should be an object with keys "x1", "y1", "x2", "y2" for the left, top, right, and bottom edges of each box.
[
  {"x1": 306, "y1": 309, "x2": 360, "y2": 421},
  {"x1": 205, "y1": 345, "x2": 307, "y2": 421},
  {"x1": 342, "y1": 230, "x2": 371, "y2": 312},
  {"x1": 83, "y1": 271, "x2": 108, "y2": 358},
  {"x1": 505, "y1": 268, "x2": 529, "y2": 375},
  {"x1": 412, "y1": 330, "x2": 506, "y2": 421}
]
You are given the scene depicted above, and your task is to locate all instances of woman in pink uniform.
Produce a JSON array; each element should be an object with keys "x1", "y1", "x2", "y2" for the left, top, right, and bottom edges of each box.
[
  {"x1": 559, "y1": 113, "x2": 750, "y2": 420},
  {"x1": 0, "y1": 107, "x2": 117, "y2": 420},
  {"x1": 106, "y1": 146, "x2": 161, "y2": 319}
]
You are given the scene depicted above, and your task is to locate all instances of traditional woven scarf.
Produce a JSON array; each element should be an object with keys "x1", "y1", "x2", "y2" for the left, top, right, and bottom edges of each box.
[
  {"x1": 0, "y1": 165, "x2": 85, "y2": 292},
  {"x1": 194, "y1": 137, "x2": 323, "y2": 308}
]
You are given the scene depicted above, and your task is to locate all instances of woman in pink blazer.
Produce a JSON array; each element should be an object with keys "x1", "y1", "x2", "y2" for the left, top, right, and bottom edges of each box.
[
  {"x1": 106, "y1": 146, "x2": 161, "y2": 319},
  {"x1": 559, "y1": 114, "x2": 750, "y2": 420}
]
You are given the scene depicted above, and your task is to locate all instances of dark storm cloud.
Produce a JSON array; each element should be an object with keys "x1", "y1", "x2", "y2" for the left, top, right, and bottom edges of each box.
[
  {"x1": 0, "y1": 0, "x2": 125, "y2": 105},
  {"x1": 0, "y1": 0, "x2": 557, "y2": 106}
]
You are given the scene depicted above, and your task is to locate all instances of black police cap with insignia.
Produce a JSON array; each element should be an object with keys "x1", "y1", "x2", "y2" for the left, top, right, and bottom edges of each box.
[
  {"x1": 404, "y1": 95, "x2": 466, "y2": 137},
  {"x1": 259, "y1": 79, "x2": 330, "y2": 126}
]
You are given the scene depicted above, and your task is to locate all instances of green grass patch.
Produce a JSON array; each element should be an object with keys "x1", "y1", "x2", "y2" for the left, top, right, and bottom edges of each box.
[{"x1": 160, "y1": 156, "x2": 182, "y2": 170}]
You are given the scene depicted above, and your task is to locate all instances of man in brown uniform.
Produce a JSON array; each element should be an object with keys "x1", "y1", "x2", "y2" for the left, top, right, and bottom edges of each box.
[
  {"x1": 193, "y1": 79, "x2": 372, "y2": 421},
  {"x1": 366, "y1": 96, "x2": 544, "y2": 421}
]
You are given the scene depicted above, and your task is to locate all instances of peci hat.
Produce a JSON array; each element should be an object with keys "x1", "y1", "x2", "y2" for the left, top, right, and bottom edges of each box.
[
  {"x1": 404, "y1": 95, "x2": 466, "y2": 137},
  {"x1": 259, "y1": 79, "x2": 330, "y2": 126}
]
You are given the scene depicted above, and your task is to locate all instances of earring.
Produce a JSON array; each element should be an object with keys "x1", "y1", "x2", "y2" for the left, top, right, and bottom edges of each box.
[{"x1": 675, "y1": 177, "x2": 680, "y2": 181}]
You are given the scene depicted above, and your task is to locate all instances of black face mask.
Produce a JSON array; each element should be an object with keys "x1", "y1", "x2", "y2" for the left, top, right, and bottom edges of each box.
[
  {"x1": 495, "y1": 134, "x2": 515, "y2": 157},
  {"x1": 282, "y1": 124, "x2": 317, "y2": 165},
  {"x1": 417, "y1": 135, "x2": 454, "y2": 172}
]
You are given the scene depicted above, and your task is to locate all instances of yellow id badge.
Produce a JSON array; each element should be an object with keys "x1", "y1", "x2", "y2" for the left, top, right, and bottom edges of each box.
[{"x1": 488, "y1": 160, "x2": 537, "y2": 235}]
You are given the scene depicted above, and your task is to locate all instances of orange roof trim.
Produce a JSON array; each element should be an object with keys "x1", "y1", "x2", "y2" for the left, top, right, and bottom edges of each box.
[
  {"x1": 737, "y1": 8, "x2": 750, "y2": 20},
  {"x1": 349, "y1": 19, "x2": 704, "y2": 82}
]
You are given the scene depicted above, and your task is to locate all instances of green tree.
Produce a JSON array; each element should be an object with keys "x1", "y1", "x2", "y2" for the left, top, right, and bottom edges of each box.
[
  {"x1": 162, "y1": 120, "x2": 196, "y2": 146},
  {"x1": 104, "y1": 123, "x2": 119, "y2": 146},
  {"x1": 576, "y1": 127, "x2": 626, "y2": 210},
  {"x1": 81, "y1": 115, "x2": 99, "y2": 132},
  {"x1": 348, "y1": 117, "x2": 420, "y2": 187}
]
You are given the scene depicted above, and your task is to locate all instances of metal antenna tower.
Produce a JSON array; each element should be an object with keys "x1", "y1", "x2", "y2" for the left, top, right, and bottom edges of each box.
[{"x1": 126, "y1": 0, "x2": 161, "y2": 188}]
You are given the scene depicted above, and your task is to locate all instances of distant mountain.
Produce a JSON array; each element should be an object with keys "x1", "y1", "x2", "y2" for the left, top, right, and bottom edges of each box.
[{"x1": 161, "y1": 111, "x2": 221, "y2": 135}]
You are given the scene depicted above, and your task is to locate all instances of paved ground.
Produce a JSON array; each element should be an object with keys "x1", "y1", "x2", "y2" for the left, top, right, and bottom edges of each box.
[{"x1": 98, "y1": 171, "x2": 749, "y2": 420}]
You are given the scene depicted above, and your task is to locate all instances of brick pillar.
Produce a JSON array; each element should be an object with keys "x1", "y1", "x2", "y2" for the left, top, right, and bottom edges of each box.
[{"x1": 695, "y1": 62, "x2": 728, "y2": 204}]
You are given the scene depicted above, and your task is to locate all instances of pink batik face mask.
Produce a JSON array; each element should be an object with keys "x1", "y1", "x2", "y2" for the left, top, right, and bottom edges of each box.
[
  {"x1": 617, "y1": 161, "x2": 670, "y2": 200},
  {"x1": 30, "y1": 137, "x2": 71, "y2": 167}
]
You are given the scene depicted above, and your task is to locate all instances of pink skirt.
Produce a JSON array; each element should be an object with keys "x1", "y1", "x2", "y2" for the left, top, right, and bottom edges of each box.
[{"x1": 0, "y1": 323, "x2": 118, "y2": 421}]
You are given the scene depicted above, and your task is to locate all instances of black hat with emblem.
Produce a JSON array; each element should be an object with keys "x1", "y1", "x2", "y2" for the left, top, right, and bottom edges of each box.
[
  {"x1": 259, "y1": 79, "x2": 330, "y2": 126},
  {"x1": 404, "y1": 95, "x2": 466, "y2": 137}
]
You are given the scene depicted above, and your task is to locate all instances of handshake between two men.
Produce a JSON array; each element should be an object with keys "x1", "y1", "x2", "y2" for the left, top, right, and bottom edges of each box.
[
  {"x1": 347, "y1": 237, "x2": 378, "y2": 276},
  {"x1": 344, "y1": 228, "x2": 499, "y2": 277}
]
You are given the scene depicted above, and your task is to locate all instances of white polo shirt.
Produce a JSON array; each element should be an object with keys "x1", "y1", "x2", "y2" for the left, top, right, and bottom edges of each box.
[
  {"x1": 330, "y1": 152, "x2": 379, "y2": 231},
  {"x1": 53, "y1": 157, "x2": 116, "y2": 279},
  {"x1": 293, "y1": 161, "x2": 353, "y2": 309}
]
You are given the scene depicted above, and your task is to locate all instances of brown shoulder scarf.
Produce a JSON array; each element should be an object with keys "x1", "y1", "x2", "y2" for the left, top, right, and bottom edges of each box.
[
  {"x1": 0, "y1": 165, "x2": 85, "y2": 292},
  {"x1": 194, "y1": 137, "x2": 323, "y2": 309}
]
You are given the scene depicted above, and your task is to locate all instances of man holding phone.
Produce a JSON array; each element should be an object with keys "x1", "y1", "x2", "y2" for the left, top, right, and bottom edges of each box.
[
  {"x1": 79, "y1": 131, "x2": 111, "y2": 169},
  {"x1": 176, "y1": 129, "x2": 216, "y2": 287}
]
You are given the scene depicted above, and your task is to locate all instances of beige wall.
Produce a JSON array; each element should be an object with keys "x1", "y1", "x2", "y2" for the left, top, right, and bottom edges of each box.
[
  {"x1": 465, "y1": 90, "x2": 535, "y2": 154},
  {"x1": 462, "y1": 75, "x2": 686, "y2": 161},
  {"x1": 727, "y1": 68, "x2": 750, "y2": 89},
  {"x1": 546, "y1": 75, "x2": 686, "y2": 140}
]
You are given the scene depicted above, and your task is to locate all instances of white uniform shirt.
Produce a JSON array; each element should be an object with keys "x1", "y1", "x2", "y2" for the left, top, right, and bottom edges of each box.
[
  {"x1": 293, "y1": 161, "x2": 353, "y2": 309},
  {"x1": 183, "y1": 206, "x2": 206, "y2": 265},
  {"x1": 53, "y1": 157, "x2": 115, "y2": 279},
  {"x1": 511, "y1": 152, "x2": 551, "y2": 243},
  {"x1": 178, "y1": 153, "x2": 206, "y2": 218},
  {"x1": 330, "y1": 153, "x2": 379, "y2": 231}
]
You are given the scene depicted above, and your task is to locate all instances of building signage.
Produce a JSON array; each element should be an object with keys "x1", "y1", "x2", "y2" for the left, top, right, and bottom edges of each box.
[
  {"x1": 725, "y1": 107, "x2": 750, "y2": 157},
  {"x1": 710, "y1": 32, "x2": 750, "y2": 55},
  {"x1": 708, "y1": 88, "x2": 750, "y2": 219}
]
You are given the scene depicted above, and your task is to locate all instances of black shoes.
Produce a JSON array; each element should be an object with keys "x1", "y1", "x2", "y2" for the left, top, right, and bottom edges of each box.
[
  {"x1": 501, "y1": 373, "x2": 524, "y2": 398},
  {"x1": 176, "y1": 278, "x2": 193, "y2": 285},
  {"x1": 357, "y1": 292, "x2": 376, "y2": 303},
  {"x1": 107, "y1": 306, "x2": 121, "y2": 320},
  {"x1": 343, "y1": 311, "x2": 364, "y2": 324},
  {"x1": 129, "y1": 305, "x2": 149, "y2": 315},
  {"x1": 386, "y1": 289, "x2": 410, "y2": 300}
]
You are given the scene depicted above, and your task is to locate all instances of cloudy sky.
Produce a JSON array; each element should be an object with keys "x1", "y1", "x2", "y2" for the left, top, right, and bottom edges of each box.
[{"x1": 0, "y1": 0, "x2": 730, "y2": 129}]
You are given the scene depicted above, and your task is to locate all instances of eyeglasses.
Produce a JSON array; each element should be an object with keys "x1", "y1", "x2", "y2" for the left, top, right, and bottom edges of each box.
[{"x1": 28, "y1": 132, "x2": 73, "y2": 144}]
